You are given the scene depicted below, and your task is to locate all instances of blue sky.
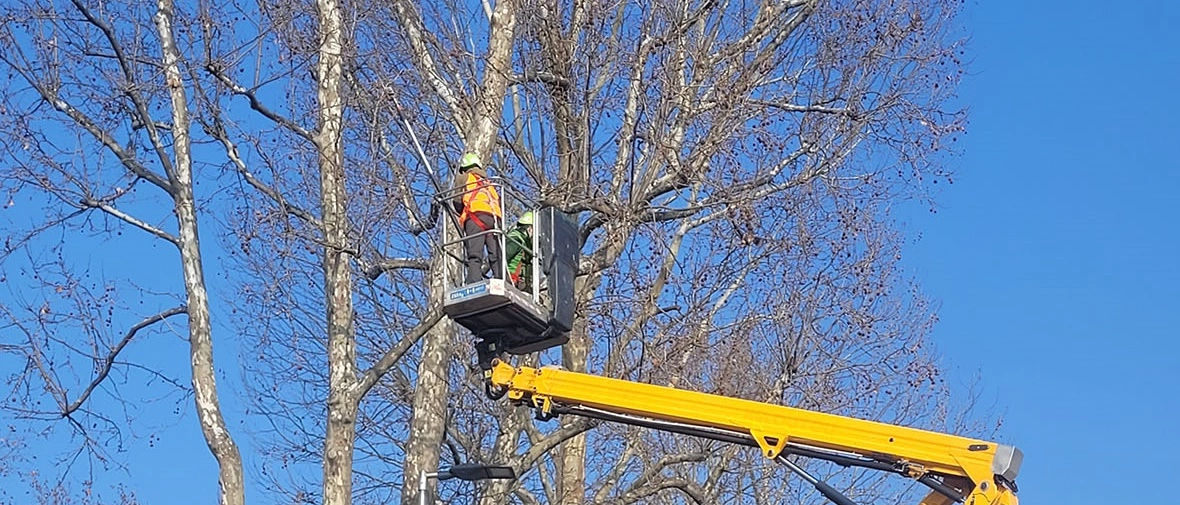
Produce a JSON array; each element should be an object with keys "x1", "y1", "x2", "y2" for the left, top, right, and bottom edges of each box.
[{"x1": 903, "y1": 1, "x2": 1180, "y2": 503}]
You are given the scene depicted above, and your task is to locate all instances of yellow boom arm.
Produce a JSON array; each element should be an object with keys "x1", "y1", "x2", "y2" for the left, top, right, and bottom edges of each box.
[{"x1": 488, "y1": 361, "x2": 1020, "y2": 505}]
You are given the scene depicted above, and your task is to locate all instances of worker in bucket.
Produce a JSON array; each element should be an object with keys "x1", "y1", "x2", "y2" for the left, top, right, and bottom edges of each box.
[
  {"x1": 505, "y1": 211, "x2": 535, "y2": 292},
  {"x1": 451, "y1": 153, "x2": 503, "y2": 284}
]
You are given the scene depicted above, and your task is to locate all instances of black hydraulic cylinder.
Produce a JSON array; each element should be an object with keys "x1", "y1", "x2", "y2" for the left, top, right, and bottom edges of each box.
[
  {"x1": 814, "y1": 480, "x2": 858, "y2": 505},
  {"x1": 779, "y1": 457, "x2": 858, "y2": 505}
]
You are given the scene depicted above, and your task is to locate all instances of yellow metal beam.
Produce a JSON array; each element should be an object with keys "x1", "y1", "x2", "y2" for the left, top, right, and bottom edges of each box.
[{"x1": 489, "y1": 361, "x2": 1019, "y2": 505}]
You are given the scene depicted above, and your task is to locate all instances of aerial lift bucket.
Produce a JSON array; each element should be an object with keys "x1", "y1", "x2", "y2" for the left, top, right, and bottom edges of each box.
[{"x1": 436, "y1": 180, "x2": 579, "y2": 363}]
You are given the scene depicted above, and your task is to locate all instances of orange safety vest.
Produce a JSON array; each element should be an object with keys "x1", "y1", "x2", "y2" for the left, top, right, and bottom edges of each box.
[{"x1": 459, "y1": 172, "x2": 502, "y2": 227}]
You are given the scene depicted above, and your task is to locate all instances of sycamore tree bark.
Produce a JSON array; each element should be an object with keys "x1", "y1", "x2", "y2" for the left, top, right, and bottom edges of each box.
[
  {"x1": 399, "y1": 264, "x2": 454, "y2": 505},
  {"x1": 155, "y1": 1, "x2": 246, "y2": 503},
  {"x1": 308, "y1": 1, "x2": 446, "y2": 502},
  {"x1": 312, "y1": 0, "x2": 362, "y2": 503}
]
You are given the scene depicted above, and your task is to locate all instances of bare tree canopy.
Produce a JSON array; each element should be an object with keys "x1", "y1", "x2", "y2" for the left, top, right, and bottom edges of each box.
[{"x1": 0, "y1": 0, "x2": 990, "y2": 504}]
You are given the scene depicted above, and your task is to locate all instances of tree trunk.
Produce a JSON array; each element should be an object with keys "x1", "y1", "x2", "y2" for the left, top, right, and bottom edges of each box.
[
  {"x1": 478, "y1": 407, "x2": 529, "y2": 505},
  {"x1": 401, "y1": 255, "x2": 454, "y2": 505},
  {"x1": 399, "y1": 329, "x2": 452, "y2": 505},
  {"x1": 155, "y1": 1, "x2": 245, "y2": 503},
  {"x1": 555, "y1": 319, "x2": 589, "y2": 504},
  {"x1": 314, "y1": 0, "x2": 358, "y2": 503},
  {"x1": 463, "y1": 0, "x2": 518, "y2": 155},
  {"x1": 323, "y1": 394, "x2": 360, "y2": 505},
  {"x1": 555, "y1": 228, "x2": 630, "y2": 504}
]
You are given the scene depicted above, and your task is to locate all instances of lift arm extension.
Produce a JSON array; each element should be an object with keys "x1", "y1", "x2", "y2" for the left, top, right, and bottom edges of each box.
[{"x1": 488, "y1": 361, "x2": 1020, "y2": 505}]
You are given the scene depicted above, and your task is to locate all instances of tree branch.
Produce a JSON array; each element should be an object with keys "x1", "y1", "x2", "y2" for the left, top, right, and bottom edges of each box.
[
  {"x1": 627, "y1": 453, "x2": 709, "y2": 495},
  {"x1": 69, "y1": 0, "x2": 181, "y2": 186},
  {"x1": 205, "y1": 64, "x2": 314, "y2": 141},
  {"x1": 0, "y1": 50, "x2": 173, "y2": 193},
  {"x1": 747, "y1": 98, "x2": 852, "y2": 116},
  {"x1": 79, "y1": 197, "x2": 179, "y2": 244},
  {"x1": 510, "y1": 71, "x2": 571, "y2": 87},
  {"x1": 391, "y1": 0, "x2": 464, "y2": 125},
  {"x1": 362, "y1": 258, "x2": 430, "y2": 280},
  {"x1": 354, "y1": 88, "x2": 430, "y2": 234},
  {"x1": 517, "y1": 415, "x2": 598, "y2": 469},
  {"x1": 615, "y1": 479, "x2": 708, "y2": 505},
  {"x1": 62, "y1": 306, "x2": 188, "y2": 417},
  {"x1": 354, "y1": 305, "x2": 444, "y2": 398},
  {"x1": 205, "y1": 115, "x2": 322, "y2": 227}
]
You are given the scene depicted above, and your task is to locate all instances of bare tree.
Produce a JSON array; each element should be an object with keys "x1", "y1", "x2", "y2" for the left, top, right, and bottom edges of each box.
[
  {"x1": 196, "y1": 1, "x2": 530, "y2": 503},
  {"x1": 0, "y1": 0, "x2": 244, "y2": 503},
  {"x1": 179, "y1": 0, "x2": 456, "y2": 503},
  {"x1": 189, "y1": 1, "x2": 450, "y2": 503},
  {"x1": 392, "y1": 1, "x2": 522, "y2": 504}
]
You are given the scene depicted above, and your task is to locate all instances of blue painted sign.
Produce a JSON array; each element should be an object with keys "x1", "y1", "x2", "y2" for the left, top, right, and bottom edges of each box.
[{"x1": 448, "y1": 283, "x2": 488, "y2": 302}]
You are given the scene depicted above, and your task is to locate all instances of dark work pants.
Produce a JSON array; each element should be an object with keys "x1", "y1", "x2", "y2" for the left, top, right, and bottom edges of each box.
[{"x1": 463, "y1": 213, "x2": 501, "y2": 284}]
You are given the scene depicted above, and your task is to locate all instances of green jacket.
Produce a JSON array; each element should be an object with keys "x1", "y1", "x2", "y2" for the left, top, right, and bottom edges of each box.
[{"x1": 505, "y1": 225, "x2": 533, "y2": 288}]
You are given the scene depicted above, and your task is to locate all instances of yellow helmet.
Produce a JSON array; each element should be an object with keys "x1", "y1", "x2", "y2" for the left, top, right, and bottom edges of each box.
[
  {"x1": 460, "y1": 152, "x2": 481, "y2": 170},
  {"x1": 517, "y1": 211, "x2": 534, "y2": 226}
]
